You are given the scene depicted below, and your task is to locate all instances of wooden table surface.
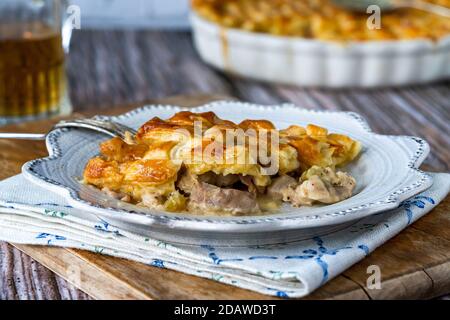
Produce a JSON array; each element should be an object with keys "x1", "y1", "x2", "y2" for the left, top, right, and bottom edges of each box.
[{"x1": 0, "y1": 30, "x2": 449, "y2": 300}]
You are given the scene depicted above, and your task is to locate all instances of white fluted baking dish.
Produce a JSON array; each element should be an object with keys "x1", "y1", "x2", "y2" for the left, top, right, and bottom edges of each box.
[{"x1": 190, "y1": 13, "x2": 450, "y2": 88}]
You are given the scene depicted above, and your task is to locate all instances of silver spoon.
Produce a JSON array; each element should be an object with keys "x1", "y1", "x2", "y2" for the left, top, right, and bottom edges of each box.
[
  {"x1": 333, "y1": 0, "x2": 450, "y2": 17},
  {"x1": 0, "y1": 118, "x2": 137, "y2": 142}
]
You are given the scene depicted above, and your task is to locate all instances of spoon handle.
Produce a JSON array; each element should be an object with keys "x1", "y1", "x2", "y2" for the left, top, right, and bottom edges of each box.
[
  {"x1": 398, "y1": 0, "x2": 450, "y2": 17},
  {"x1": 0, "y1": 133, "x2": 46, "y2": 140}
]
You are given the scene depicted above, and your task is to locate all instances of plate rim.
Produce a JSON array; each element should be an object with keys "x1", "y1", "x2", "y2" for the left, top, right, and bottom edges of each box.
[{"x1": 22, "y1": 101, "x2": 433, "y2": 231}]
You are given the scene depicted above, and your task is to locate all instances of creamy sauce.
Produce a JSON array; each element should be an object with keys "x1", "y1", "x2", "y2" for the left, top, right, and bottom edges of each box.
[{"x1": 257, "y1": 195, "x2": 282, "y2": 213}]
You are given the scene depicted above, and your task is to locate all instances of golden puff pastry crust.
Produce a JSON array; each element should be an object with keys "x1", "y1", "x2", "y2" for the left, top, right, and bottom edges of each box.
[
  {"x1": 192, "y1": 0, "x2": 450, "y2": 41},
  {"x1": 83, "y1": 111, "x2": 361, "y2": 214},
  {"x1": 280, "y1": 124, "x2": 361, "y2": 169}
]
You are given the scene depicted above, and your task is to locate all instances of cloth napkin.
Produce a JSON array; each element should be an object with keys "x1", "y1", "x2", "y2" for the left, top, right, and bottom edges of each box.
[{"x1": 0, "y1": 173, "x2": 448, "y2": 298}]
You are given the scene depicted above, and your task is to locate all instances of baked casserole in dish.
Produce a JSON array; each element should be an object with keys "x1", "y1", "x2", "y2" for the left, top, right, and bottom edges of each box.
[{"x1": 190, "y1": 0, "x2": 450, "y2": 87}]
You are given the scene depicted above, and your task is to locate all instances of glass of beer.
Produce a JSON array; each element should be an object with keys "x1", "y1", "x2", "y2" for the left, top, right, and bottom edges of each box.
[{"x1": 0, "y1": 0, "x2": 73, "y2": 125}]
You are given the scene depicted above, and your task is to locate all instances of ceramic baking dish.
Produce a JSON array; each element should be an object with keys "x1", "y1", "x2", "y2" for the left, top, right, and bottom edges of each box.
[{"x1": 190, "y1": 13, "x2": 450, "y2": 88}]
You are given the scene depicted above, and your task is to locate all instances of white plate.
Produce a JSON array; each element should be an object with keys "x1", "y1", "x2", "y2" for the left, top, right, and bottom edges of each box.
[
  {"x1": 22, "y1": 101, "x2": 433, "y2": 246},
  {"x1": 191, "y1": 13, "x2": 450, "y2": 88}
]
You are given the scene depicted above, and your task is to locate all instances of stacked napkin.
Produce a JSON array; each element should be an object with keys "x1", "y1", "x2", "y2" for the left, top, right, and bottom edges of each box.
[{"x1": 0, "y1": 173, "x2": 448, "y2": 298}]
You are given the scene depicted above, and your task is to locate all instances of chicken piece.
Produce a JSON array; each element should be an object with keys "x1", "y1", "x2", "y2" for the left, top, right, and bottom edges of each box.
[
  {"x1": 266, "y1": 175, "x2": 297, "y2": 201},
  {"x1": 177, "y1": 171, "x2": 261, "y2": 215},
  {"x1": 188, "y1": 182, "x2": 260, "y2": 215},
  {"x1": 267, "y1": 166, "x2": 356, "y2": 206},
  {"x1": 140, "y1": 192, "x2": 164, "y2": 210}
]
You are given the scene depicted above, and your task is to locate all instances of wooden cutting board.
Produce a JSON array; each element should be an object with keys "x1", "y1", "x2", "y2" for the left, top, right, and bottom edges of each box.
[{"x1": 0, "y1": 95, "x2": 449, "y2": 300}]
